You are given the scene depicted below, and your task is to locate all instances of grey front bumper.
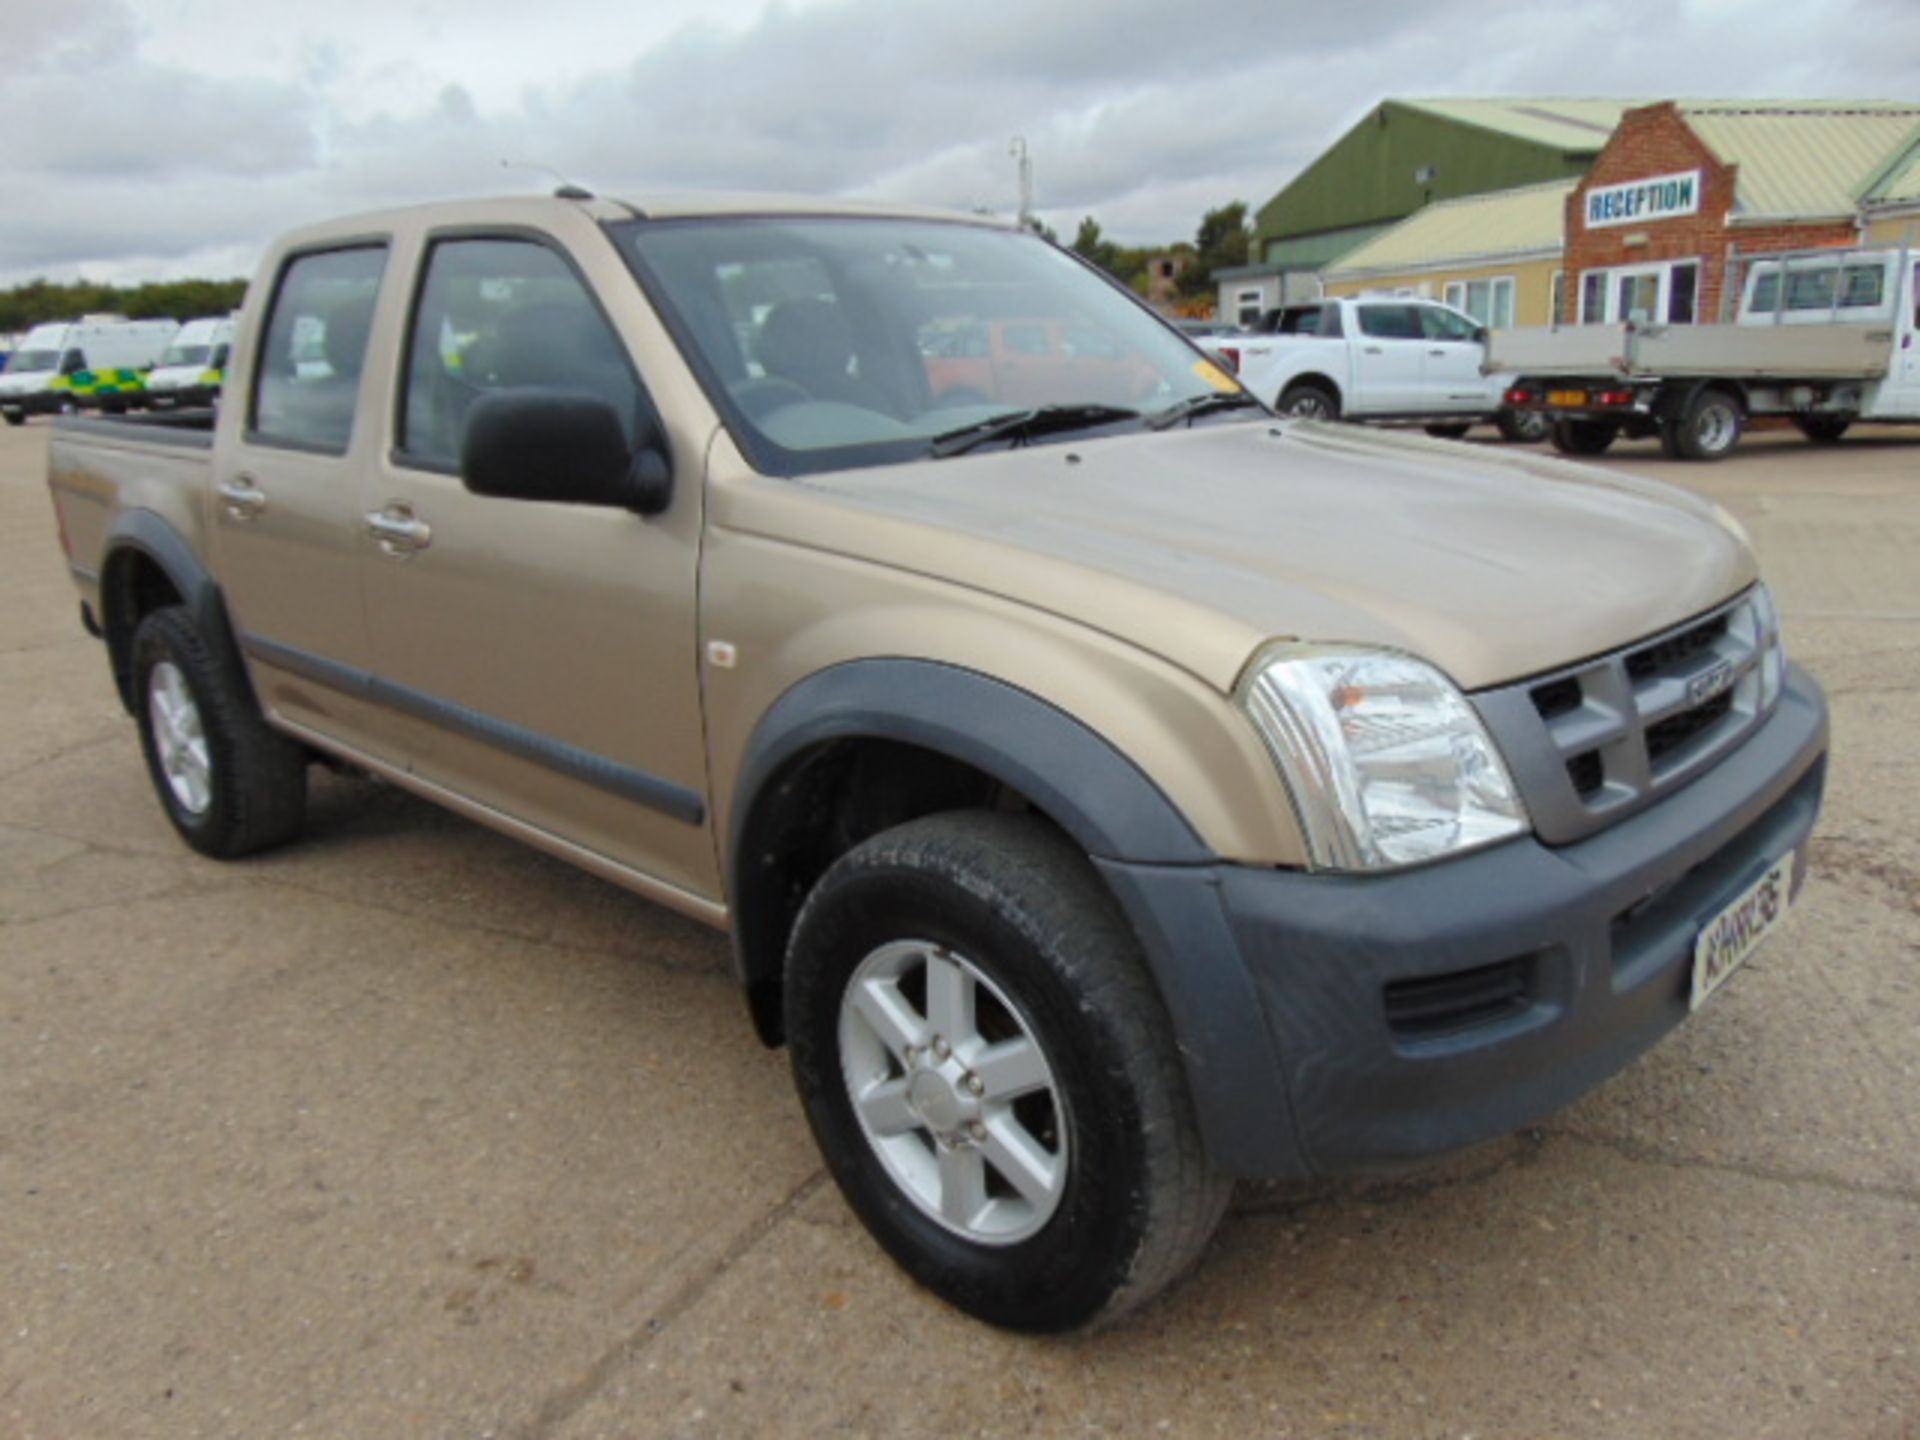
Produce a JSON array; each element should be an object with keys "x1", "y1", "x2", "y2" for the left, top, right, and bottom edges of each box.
[{"x1": 1099, "y1": 663, "x2": 1829, "y2": 1180}]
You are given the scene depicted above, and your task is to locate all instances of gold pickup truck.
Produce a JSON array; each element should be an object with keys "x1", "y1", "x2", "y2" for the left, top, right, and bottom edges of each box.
[{"x1": 46, "y1": 192, "x2": 1829, "y2": 1331}]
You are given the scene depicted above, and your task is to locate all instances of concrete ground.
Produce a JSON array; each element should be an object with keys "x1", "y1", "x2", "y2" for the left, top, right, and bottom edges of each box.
[{"x1": 1, "y1": 418, "x2": 1915, "y2": 1440}]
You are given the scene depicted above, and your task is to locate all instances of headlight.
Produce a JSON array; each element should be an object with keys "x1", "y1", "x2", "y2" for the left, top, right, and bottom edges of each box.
[
  {"x1": 1750, "y1": 582, "x2": 1785, "y2": 710},
  {"x1": 1237, "y1": 645, "x2": 1529, "y2": 871}
]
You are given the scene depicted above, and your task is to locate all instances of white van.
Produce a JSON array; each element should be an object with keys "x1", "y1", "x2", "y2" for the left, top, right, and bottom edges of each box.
[
  {"x1": 0, "y1": 317, "x2": 179, "y2": 424},
  {"x1": 143, "y1": 315, "x2": 237, "y2": 409}
]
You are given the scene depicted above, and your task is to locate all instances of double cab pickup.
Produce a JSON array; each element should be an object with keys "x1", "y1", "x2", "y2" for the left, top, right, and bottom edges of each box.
[{"x1": 48, "y1": 192, "x2": 1828, "y2": 1331}]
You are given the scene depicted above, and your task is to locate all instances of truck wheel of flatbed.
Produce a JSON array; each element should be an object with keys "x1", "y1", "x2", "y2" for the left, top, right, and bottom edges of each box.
[
  {"x1": 131, "y1": 607, "x2": 308, "y2": 859},
  {"x1": 1668, "y1": 388, "x2": 1744, "y2": 462},
  {"x1": 1495, "y1": 409, "x2": 1550, "y2": 444},
  {"x1": 1423, "y1": 423, "x2": 1472, "y2": 440},
  {"x1": 784, "y1": 811, "x2": 1229, "y2": 1332},
  {"x1": 1793, "y1": 415, "x2": 1851, "y2": 445},
  {"x1": 1549, "y1": 417, "x2": 1618, "y2": 456},
  {"x1": 3, "y1": 412, "x2": 24, "y2": 427},
  {"x1": 1277, "y1": 382, "x2": 1339, "y2": 420}
]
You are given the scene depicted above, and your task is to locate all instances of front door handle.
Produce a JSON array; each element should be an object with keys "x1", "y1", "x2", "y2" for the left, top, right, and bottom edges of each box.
[
  {"x1": 1429, "y1": 348, "x2": 1448, "y2": 357},
  {"x1": 216, "y1": 477, "x2": 266, "y2": 520},
  {"x1": 365, "y1": 505, "x2": 432, "y2": 556}
]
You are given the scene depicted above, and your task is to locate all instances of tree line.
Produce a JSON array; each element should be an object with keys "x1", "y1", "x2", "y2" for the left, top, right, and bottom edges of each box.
[
  {"x1": 1066, "y1": 201, "x2": 1252, "y2": 312},
  {"x1": 0, "y1": 199, "x2": 1252, "y2": 335},
  {"x1": 0, "y1": 277, "x2": 249, "y2": 335}
]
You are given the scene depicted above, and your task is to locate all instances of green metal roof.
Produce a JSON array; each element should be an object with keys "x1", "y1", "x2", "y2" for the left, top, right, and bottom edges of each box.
[
  {"x1": 1398, "y1": 99, "x2": 1634, "y2": 150},
  {"x1": 1256, "y1": 102, "x2": 1594, "y2": 243},
  {"x1": 1679, "y1": 104, "x2": 1920, "y2": 218},
  {"x1": 1322, "y1": 180, "x2": 1576, "y2": 277}
]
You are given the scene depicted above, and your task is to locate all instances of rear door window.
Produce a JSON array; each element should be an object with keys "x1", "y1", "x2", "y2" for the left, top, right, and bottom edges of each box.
[{"x1": 249, "y1": 245, "x2": 389, "y2": 453}]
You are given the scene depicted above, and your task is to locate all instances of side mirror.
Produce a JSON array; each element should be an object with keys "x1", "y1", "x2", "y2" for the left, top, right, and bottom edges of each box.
[
  {"x1": 1474, "y1": 326, "x2": 1490, "y2": 345},
  {"x1": 460, "y1": 388, "x2": 672, "y2": 515}
]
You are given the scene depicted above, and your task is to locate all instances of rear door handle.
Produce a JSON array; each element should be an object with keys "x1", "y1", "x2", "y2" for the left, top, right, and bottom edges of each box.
[
  {"x1": 1363, "y1": 346, "x2": 1384, "y2": 355},
  {"x1": 1428, "y1": 348, "x2": 1448, "y2": 357},
  {"x1": 365, "y1": 505, "x2": 432, "y2": 556},
  {"x1": 216, "y1": 477, "x2": 266, "y2": 520}
]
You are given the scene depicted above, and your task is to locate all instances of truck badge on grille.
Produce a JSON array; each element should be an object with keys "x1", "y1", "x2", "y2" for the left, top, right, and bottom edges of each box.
[{"x1": 1687, "y1": 660, "x2": 1736, "y2": 705}]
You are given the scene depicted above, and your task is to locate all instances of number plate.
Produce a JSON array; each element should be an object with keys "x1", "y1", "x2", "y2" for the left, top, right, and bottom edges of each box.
[
  {"x1": 1547, "y1": 389, "x2": 1589, "y2": 407},
  {"x1": 1690, "y1": 853, "x2": 1795, "y2": 1011}
]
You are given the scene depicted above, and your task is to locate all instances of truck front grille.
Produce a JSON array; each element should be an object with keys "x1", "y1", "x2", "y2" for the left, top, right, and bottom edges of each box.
[{"x1": 1474, "y1": 589, "x2": 1778, "y2": 846}]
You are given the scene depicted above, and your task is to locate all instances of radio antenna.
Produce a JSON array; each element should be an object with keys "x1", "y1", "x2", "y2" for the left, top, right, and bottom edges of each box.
[{"x1": 500, "y1": 158, "x2": 595, "y2": 201}]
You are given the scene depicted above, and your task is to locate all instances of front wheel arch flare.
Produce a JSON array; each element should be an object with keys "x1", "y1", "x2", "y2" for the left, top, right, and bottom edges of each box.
[
  {"x1": 728, "y1": 661, "x2": 1214, "y2": 1038},
  {"x1": 726, "y1": 660, "x2": 1304, "y2": 1179}
]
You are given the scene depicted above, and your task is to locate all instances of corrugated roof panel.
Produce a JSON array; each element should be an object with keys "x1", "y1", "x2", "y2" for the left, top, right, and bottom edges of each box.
[
  {"x1": 1323, "y1": 179, "x2": 1577, "y2": 275},
  {"x1": 1399, "y1": 99, "x2": 1636, "y2": 150},
  {"x1": 1863, "y1": 134, "x2": 1920, "y2": 204},
  {"x1": 1682, "y1": 106, "x2": 1920, "y2": 216}
]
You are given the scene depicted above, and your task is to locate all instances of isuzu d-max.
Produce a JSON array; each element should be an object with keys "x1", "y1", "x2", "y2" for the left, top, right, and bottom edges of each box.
[{"x1": 46, "y1": 192, "x2": 1827, "y2": 1331}]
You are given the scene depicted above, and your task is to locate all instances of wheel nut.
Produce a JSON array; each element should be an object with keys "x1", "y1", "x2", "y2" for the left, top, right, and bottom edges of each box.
[
  {"x1": 965, "y1": 1074, "x2": 984, "y2": 1096},
  {"x1": 932, "y1": 1038, "x2": 950, "y2": 1061},
  {"x1": 968, "y1": 1121, "x2": 987, "y2": 1143}
]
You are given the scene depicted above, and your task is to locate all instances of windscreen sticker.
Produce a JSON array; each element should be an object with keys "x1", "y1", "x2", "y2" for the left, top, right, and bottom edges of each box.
[{"x1": 1193, "y1": 360, "x2": 1239, "y2": 394}]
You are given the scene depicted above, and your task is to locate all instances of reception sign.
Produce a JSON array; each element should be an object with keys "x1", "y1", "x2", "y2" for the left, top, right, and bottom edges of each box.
[{"x1": 1584, "y1": 170, "x2": 1702, "y2": 229}]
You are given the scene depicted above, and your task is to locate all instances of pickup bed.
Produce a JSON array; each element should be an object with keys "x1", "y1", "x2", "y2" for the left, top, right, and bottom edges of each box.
[{"x1": 49, "y1": 192, "x2": 1827, "y2": 1331}]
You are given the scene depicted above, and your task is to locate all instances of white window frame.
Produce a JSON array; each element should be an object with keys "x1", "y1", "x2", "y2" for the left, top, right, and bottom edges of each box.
[
  {"x1": 1577, "y1": 258, "x2": 1702, "y2": 324},
  {"x1": 1442, "y1": 276, "x2": 1517, "y2": 329}
]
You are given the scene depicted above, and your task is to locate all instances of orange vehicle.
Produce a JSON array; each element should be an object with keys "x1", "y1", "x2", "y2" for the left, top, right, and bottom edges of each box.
[{"x1": 921, "y1": 317, "x2": 1161, "y2": 408}]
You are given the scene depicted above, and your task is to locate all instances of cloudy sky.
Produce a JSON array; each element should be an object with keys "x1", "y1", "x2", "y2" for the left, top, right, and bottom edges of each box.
[{"x1": 7, "y1": 0, "x2": 1918, "y2": 287}]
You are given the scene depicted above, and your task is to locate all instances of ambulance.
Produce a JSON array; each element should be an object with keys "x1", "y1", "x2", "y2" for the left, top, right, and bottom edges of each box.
[
  {"x1": 143, "y1": 315, "x2": 238, "y2": 409},
  {"x1": 0, "y1": 317, "x2": 179, "y2": 424}
]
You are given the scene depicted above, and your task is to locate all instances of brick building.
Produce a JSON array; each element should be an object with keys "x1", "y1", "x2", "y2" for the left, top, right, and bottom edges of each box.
[
  {"x1": 1246, "y1": 97, "x2": 1920, "y2": 330},
  {"x1": 1562, "y1": 101, "x2": 1920, "y2": 325}
]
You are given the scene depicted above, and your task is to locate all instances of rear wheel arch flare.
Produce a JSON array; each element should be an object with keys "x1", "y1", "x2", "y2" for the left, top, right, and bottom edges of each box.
[
  {"x1": 99, "y1": 511, "x2": 245, "y2": 715},
  {"x1": 1279, "y1": 373, "x2": 1341, "y2": 412}
]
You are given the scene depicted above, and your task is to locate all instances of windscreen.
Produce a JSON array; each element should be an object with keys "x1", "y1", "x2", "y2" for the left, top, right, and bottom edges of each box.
[
  {"x1": 7, "y1": 349, "x2": 61, "y2": 373},
  {"x1": 160, "y1": 344, "x2": 212, "y2": 367},
  {"x1": 616, "y1": 216, "x2": 1243, "y2": 474}
]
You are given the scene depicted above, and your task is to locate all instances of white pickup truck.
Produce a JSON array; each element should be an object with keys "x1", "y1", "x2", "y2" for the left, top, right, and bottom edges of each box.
[
  {"x1": 1203, "y1": 297, "x2": 1546, "y2": 442},
  {"x1": 1494, "y1": 246, "x2": 1920, "y2": 460}
]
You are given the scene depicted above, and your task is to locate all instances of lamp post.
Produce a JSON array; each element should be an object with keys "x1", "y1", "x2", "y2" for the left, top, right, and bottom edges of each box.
[{"x1": 1009, "y1": 137, "x2": 1034, "y2": 231}]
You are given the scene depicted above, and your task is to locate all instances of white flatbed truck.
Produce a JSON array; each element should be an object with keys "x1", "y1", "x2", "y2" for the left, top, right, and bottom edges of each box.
[{"x1": 1492, "y1": 246, "x2": 1920, "y2": 460}]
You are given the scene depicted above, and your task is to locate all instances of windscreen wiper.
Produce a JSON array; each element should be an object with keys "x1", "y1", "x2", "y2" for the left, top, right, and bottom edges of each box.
[
  {"x1": 1145, "y1": 392, "x2": 1265, "y2": 430},
  {"x1": 929, "y1": 403, "x2": 1142, "y2": 458}
]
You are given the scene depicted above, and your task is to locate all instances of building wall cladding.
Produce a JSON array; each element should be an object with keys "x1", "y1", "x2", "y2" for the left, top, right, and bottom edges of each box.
[
  {"x1": 1564, "y1": 103, "x2": 1857, "y2": 322},
  {"x1": 1323, "y1": 257, "x2": 1562, "y2": 327}
]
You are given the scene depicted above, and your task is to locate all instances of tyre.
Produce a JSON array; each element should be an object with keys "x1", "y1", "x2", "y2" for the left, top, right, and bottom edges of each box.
[
  {"x1": 785, "y1": 811, "x2": 1229, "y2": 1332},
  {"x1": 1276, "y1": 381, "x2": 1339, "y2": 420},
  {"x1": 131, "y1": 607, "x2": 308, "y2": 858},
  {"x1": 1423, "y1": 423, "x2": 1472, "y2": 440},
  {"x1": 1549, "y1": 417, "x2": 1619, "y2": 456},
  {"x1": 2, "y1": 412, "x2": 23, "y2": 427},
  {"x1": 1495, "y1": 408, "x2": 1550, "y2": 444},
  {"x1": 1668, "y1": 387, "x2": 1743, "y2": 462},
  {"x1": 1793, "y1": 414, "x2": 1851, "y2": 444}
]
